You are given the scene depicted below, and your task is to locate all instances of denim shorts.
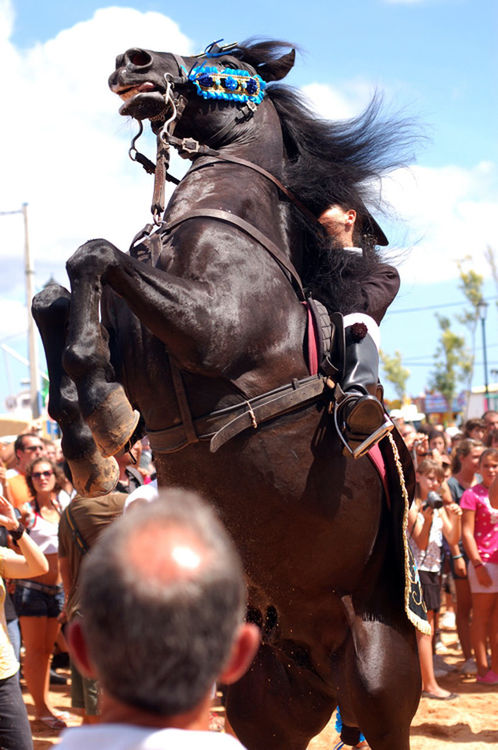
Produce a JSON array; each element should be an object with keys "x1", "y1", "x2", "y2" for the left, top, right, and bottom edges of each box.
[{"x1": 14, "y1": 583, "x2": 64, "y2": 618}]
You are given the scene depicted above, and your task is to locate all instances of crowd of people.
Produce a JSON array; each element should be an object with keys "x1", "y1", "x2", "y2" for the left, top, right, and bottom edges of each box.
[
  {"x1": 0, "y1": 410, "x2": 496, "y2": 748},
  {"x1": 400, "y1": 409, "x2": 498, "y2": 700}
]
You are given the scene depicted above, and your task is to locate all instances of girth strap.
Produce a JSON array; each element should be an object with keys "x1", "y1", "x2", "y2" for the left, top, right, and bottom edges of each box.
[
  {"x1": 161, "y1": 207, "x2": 305, "y2": 299},
  {"x1": 169, "y1": 360, "x2": 198, "y2": 447},
  {"x1": 147, "y1": 374, "x2": 325, "y2": 454}
]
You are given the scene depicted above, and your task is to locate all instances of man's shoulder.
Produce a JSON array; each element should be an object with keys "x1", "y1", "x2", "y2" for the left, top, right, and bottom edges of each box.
[
  {"x1": 57, "y1": 724, "x2": 247, "y2": 750},
  {"x1": 66, "y1": 492, "x2": 128, "y2": 517}
]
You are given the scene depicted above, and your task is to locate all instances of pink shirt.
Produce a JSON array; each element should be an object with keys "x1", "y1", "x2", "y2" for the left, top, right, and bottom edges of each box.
[{"x1": 460, "y1": 483, "x2": 498, "y2": 564}]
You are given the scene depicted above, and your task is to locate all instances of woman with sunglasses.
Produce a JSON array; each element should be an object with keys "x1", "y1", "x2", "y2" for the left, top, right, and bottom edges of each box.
[{"x1": 14, "y1": 458, "x2": 70, "y2": 730}]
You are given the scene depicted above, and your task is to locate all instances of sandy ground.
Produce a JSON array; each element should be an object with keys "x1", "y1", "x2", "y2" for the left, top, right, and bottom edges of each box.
[{"x1": 28, "y1": 621, "x2": 497, "y2": 749}]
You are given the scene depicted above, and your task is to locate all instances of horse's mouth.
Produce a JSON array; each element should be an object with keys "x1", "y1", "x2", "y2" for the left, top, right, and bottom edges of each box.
[
  {"x1": 112, "y1": 81, "x2": 167, "y2": 119},
  {"x1": 113, "y1": 81, "x2": 160, "y2": 101}
]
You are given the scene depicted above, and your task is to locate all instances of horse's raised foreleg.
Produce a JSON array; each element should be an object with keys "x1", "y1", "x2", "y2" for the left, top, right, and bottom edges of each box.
[
  {"x1": 225, "y1": 643, "x2": 335, "y2": 750},
  {"x1": 63, "y1": 243, "x2": 140, "y2": 457},
  {"x1": 32, "y1": 285, "x2": 119, "y2": 496}
]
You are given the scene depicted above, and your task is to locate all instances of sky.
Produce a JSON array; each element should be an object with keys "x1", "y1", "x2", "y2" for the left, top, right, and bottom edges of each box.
[{"x1": 1, "y1": 0, "x2": 497, "y2": 413}]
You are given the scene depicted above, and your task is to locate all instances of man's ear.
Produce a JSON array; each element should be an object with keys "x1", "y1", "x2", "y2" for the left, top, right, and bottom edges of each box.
[
  {"x1": 219, "y1": 623, "x2": 261, "y2": 685},
  {"x1": 67, "y1": 619, "x2": 97, "y2": 679}
]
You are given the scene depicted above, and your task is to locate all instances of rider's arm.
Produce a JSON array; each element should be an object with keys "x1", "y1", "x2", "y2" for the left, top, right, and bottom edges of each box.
[{"x1": 358, "y1": 264, "x2": 400, "y2": 325}]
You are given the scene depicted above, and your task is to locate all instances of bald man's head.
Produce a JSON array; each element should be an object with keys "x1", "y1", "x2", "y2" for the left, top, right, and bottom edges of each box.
[{"x1": 79, "y1": 489, "x2": 246, "y2": 716}]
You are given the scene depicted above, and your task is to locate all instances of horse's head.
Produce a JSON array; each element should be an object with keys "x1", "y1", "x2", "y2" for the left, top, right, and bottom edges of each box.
[{"x1": 108, "y1": 41, "x2": 296, "y2": 140}]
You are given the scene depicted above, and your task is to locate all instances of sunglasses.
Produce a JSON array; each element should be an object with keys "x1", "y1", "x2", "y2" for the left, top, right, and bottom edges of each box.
[{"x1": 32, "y1": 470, "x2": 53, "y2": 479}]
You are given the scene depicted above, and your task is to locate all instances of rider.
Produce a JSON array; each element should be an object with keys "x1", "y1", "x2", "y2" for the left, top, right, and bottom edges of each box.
[{"x1": 317, "y1": 203, "x2": 399, "y2": 458}]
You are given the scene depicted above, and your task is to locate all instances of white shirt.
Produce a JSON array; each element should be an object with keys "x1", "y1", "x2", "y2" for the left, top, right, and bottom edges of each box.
[
  {"x1": 57, "y1": 725, "x2": 248, "y2": 750},
  {"x1": 409, "y1": 507, "x2": 444, "y2": 573}
]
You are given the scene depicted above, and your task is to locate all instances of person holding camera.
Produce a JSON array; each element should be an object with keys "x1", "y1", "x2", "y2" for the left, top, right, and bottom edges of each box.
[{"x1": 408, "y1": 458, "x2": 461, "y2": 700}]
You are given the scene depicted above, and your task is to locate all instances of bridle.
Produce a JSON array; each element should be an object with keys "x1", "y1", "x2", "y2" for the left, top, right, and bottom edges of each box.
[{"x1": 127, "y1": 44, "x2": 324, "y2": 234}]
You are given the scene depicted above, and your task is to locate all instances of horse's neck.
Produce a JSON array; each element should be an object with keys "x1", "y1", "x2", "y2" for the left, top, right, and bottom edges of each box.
[{"x1": 166, "y1": 103, "x2": 293, "y2": 247}]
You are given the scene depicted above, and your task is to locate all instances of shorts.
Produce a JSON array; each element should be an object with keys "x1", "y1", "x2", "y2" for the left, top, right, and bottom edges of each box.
[
  {"x1": 468, "y1": 561, "x2": 498, "y2": 594},
  {"x1": 70, "y1": 660, "x2": 100, "y2": 716},
  {"x1": 418, "y1": 570, "x2": 442, "y2": 612},
  {"x1": 13, "y1": 582, "x2": 64, "y2": 618}
]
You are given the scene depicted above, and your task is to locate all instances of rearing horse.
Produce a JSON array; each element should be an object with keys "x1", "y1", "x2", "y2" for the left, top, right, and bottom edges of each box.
[{"x1": 33, "y1": 40, "x2": 422, "y2": 749}]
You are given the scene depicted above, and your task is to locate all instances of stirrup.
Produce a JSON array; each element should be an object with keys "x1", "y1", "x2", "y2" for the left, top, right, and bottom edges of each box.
[{"x1": 333, "y1": 396, "x2": 393, "y2": 459}]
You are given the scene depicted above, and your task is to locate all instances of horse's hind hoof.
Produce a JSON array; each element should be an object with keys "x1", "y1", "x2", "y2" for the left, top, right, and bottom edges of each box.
[
  {"x1": 86, "y1": 385, "x2": 140, "y2": 458},
  {"x1": 68, "y1": 453, "x2": 119, "y2": 498}
]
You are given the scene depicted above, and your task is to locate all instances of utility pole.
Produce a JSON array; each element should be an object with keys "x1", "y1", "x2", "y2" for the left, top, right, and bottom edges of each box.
[
  {"x1": 0, "y1": 204, "x2": 40, "y2": 419},
  {"x1": 478, "y1": 300, "x2": 489, "y2": 411},
  {"x1": 22, "y1": 203, "x2": 40, "y2": 418}
]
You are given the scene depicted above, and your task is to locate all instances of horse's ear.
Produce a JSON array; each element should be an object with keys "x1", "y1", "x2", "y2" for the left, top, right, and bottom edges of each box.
[{"x1": 258, "y1": 49, "x2": 295, "y2": 82}]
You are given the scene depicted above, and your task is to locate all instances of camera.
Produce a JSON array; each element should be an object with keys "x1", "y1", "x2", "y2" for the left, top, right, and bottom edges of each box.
[{"x1": 423, "y1": 491, "x2": 444, "y2": 510}]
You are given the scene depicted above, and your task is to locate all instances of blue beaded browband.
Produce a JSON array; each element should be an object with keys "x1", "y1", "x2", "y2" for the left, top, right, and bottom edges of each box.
[{"x1": 188, "y1": 65, "x2": 266, "y2": 105}]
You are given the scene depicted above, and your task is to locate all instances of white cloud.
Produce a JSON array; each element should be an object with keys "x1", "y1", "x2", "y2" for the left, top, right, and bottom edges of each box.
[
  {"x1": 382, "y1": 162, "x2": 498, "y2": 283},
  {"x1": 0, "y1": 3, "x2": 193, "y2": 297},
  {"x1": 302, "y1": 81, "x2": 373, "y2": 121}
]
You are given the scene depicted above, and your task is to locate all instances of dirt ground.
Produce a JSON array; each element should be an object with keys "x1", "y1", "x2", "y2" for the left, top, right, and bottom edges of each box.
[{"x1": 28, "y1": 620, "x2": 497, "y2": 749}]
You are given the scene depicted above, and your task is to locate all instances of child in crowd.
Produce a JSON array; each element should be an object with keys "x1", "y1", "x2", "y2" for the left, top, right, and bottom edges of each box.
[
  {"x1": 461, "y1": 448, "x2": 498, "y2": 684},
  {"x1": 447, "y1": 439, "x2": 484, "y2": 674},
  {"x1": 408, "y1": 459, "x2": 461, "y2": 700}
]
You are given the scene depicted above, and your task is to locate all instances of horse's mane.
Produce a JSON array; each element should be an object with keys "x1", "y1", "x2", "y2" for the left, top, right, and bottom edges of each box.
[
  {"x1": 229, "y1": 39, "x2": 419, "y2": 312},
  {"x1": 233, "y1": 39, "x2": 416, "y2": 217}
]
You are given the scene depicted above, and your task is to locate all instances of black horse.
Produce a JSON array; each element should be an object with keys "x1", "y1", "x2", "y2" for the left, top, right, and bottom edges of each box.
[{"x1": 33, "y1": 40, "x2": 422, "y2": 749}]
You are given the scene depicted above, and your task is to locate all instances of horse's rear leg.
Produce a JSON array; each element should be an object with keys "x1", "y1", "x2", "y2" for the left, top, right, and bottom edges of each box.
[
  {"x1": 32, "y1": 285, "x2": 119, "y2": 496},
  {"x1": 337, "y1": 603, "x2": 420, "y2": 750},
  {"x1": 225, "y1": 643, "x2": 335, "y2": 750},
  {"x1": 63, "y1": 246, "x2": 139, "y2": 457}
]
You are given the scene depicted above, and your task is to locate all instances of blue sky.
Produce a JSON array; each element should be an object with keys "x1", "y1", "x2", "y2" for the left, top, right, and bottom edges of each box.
[{"x1": 1, "y1": 0, "x2": 497, "y2": 412}]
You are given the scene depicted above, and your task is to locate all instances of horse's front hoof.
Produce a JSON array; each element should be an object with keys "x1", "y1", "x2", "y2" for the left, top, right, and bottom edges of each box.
[
  {"x1": 68, "y1": 453, "x2": 119, "y2": 498},
  {"x1": 86, "y1": 385, "x2": 140, "y2": 457}
]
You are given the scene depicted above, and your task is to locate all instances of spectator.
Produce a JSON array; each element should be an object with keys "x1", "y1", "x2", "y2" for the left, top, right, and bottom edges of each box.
[
  {"x1": 0, "y1": 493, "x2": 49, "y2": 750},
  {"x1": 14, "y1": 458, "x2": 71, "y2": 729},
  {"x1": 4, "y1": 434, "x2": 44, "y2": 509},
  {"x1": 428, "y1": 429, "x2": 449, "y2": 458},
  {"x1": 482, "y1": 410, "x2": 498, "y2": 439},
  {"x1": 407, "y1": 459, "x2": 461, "y2": 700},
  {"x1": 461, "y1": 448, "x2": 498, "y2": 684},
  {"x1": 485, "y1": 428, "x2": 498, "y2": 449},
  {"x1": 399, "y1": 425, "x2": 430, "y2": 469},
  {"x1": 0, "y1": 525, "x2": 21, "y2": 663},
  {"x1": 446, "y1": 439, "x2": 484, "y2": 675},
  {"x1": 58, "y1": 490, "x2": 128, "y2": 723},
  {"x1": 58, "y1": 489, "x2": 260, "y2": 749},
  {"x1": 462, "y1": 419, "x2": 486, "y2": 443}
]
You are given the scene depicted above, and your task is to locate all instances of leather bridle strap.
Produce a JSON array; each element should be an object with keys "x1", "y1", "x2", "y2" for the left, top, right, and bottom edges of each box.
[
  {"x1": 167, "y1": 135, "x2": 322, "y2": 231},
  {"x1": 161, "y1": 207, "x2": 306, "y2": 299}
]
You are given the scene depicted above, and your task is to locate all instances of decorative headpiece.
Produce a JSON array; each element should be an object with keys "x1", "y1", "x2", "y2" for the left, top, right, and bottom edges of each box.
[{"x1": 188, "y1": 65, "x2": 266, "y2": 105}]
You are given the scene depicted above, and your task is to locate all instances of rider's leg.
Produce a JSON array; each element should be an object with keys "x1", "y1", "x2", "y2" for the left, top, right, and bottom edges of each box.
[{"x1": 335, "y1": 314, "x2": 392, "y2": 458}]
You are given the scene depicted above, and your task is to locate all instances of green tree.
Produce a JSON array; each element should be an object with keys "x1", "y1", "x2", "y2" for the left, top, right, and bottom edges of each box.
[
  {"x1": 429, "y1": 314, "x2": 472, "y2": 410},
  {"x1": 455, "y1": 256, "x2": 484, "y2": 393},
  {"x1": 485, "y1": 245, "x2": 497, "y2": 310},
  {"x1": 380, "y1": 349, "x2": 410, "y2": 401}
]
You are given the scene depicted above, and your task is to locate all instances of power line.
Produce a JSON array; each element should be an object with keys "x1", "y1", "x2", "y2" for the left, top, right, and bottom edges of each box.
[{"x1": 389, "y1": 296, "x2": 498, "y2": 315}]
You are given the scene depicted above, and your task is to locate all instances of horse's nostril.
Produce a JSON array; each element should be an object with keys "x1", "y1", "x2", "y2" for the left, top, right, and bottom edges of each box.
[{"x1": 126, "y1": 49, "x2": 151, "y2": 67}]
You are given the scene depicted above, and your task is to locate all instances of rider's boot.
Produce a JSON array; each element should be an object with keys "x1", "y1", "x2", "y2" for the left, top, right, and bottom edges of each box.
[{"x1": 334, "y1": 322, "x2": 393, "y2": 458}]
